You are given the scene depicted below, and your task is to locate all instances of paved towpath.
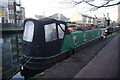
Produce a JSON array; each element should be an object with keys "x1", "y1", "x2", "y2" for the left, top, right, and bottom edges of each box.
[{"x1": 74, "y1": 34, "x2": 119, "y2": 78}]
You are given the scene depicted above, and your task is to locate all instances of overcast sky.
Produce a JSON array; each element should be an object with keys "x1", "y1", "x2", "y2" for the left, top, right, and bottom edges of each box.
[{"x1": 21, "y1": 0, "x2": 118, "y2": 21}]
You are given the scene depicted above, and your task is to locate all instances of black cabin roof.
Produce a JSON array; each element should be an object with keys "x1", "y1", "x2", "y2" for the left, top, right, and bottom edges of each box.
[{"x1": 24, "y1": 17, "x2": 66, "y2": 26}]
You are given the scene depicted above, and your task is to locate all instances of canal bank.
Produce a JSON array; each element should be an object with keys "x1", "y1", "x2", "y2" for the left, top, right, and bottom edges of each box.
[{"x1": 2, "y1": 26, "x2": 23, "y2": 32}]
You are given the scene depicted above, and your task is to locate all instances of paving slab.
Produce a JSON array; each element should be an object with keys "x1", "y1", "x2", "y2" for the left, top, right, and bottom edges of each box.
[{"x1": 74, "y1": 34, "x2": 119, "y2": 78}]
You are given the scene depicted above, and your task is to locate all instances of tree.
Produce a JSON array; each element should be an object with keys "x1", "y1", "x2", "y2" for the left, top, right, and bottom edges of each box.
[{"x1": 59, "y1": 0, "x2": 120, "y2": 11}]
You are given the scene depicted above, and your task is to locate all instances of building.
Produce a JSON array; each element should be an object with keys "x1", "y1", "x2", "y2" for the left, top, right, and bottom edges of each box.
[
  {"x1": 48, "y1": 13, "x2": 69, "y2": 21},
  {"x1": 0, "y1": 8, "x2": 5, "y2": 23},
  {"x1": 35, "y1": 13, "x2": 69, "y2": 21},
  {"x1": 20, "y1": 7, "x2": 25, "y2": 22},
  {"x1": 0, "y1": 0, "x2": 25, "y2": 26},
  {"x1": 0, "y1": 0, "x2": 8, "y2": 23},
  {"x1": 16, "y1": 6, "x2": 25, "y2": 26},
  {"x1": 34, "y1": 15, "x2": 45, "y2": 19},
  {"x1": 7, "y1": 0, "x2": 25, "y2": 26},
  {"x1": 69, "y1": 13, "x2": 96, "y2": 26}
]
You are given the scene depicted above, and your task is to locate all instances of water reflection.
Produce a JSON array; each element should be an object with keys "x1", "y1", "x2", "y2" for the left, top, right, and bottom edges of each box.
[{"x1": 2, "y1": 32, "x2": 23, "y2": 79}]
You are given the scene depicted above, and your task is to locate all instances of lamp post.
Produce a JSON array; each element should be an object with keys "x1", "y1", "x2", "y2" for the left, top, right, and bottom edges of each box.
[{"x1": 107, "y1": 13, "x2": 110, "y2": 27}]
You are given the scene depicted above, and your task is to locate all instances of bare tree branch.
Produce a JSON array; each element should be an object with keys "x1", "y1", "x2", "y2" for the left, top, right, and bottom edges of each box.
[
  {"x1": 100, "y1": 1, "x2": 120, "y2": 7},
  {"x1": 72, "y1": 0, "x2": 84, "y2": 7},
  {"x1": 59, "y1": 0, "x2": 120, "y2": 10},
  {"x1": 85, "y1": 0, "x2": 120, "y2": 10}
]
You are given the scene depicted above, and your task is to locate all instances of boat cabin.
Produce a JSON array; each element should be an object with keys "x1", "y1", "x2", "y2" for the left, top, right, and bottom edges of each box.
[{"x1": 22, "y1": 18, "x2": 68, "y2": 57}]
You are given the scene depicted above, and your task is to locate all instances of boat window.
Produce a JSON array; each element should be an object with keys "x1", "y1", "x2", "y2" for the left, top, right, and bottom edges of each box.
[
  {"x1": 23, "y1": 21, "x2": 35, "y2": 42},
  {"x1": 58, "y1": 24, "x2": 65, "y2": 39},
  {"x1": 44, "y1": 23, "x2": 57, "y2": 42}
]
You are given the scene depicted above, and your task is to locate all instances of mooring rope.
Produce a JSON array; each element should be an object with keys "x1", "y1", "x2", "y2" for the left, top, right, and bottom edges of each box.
[{"x1": 8, "y1": 54, "x2": 32, "y2": 79}]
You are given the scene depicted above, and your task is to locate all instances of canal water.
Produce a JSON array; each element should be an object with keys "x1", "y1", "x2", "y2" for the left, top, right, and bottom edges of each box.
[{"x1": 2, "y1": 31, "x2": 23, "y2": 79}]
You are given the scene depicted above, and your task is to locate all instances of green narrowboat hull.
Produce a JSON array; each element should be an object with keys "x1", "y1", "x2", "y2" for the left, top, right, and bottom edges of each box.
[{"x1": 61, "y1": 28, "x2": 102, "y2": 53}]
